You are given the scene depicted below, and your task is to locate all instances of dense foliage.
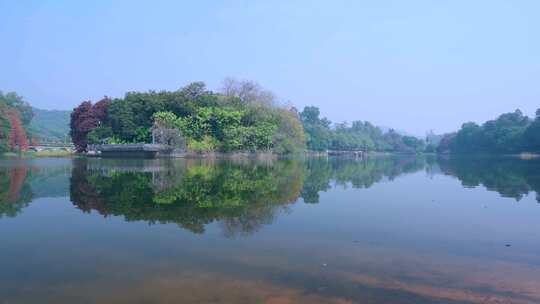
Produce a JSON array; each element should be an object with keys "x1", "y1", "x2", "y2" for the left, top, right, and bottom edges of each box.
[
  {"x1": 299, "y1": 106, "x2": 425, "y2": 153},
  {"x1": 70, "y1": 81, "x2": 429, "y2": 154},
  {"x1": 71, "y1": 80, "x2": 305, "y2": 153},
  {"x1": 0, "y1": 91, "x2": 34, "y2": 152},
  {"x1": 438, "y1": 109, "x2": 540, "y2": 154},
  {"x1": 70, "y1": 98, "x2": 109, "y2": 152}
]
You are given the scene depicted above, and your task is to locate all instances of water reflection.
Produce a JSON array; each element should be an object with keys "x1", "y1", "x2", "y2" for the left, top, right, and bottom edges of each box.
[
  {"x1": 70, "y1": 158, "x2": 303, "y2": 236},
  {"x1": 2, "y1": 155, "x2": 540, "y2": 225},
  {"x1": 438, "y1": 155, "x2": 540, "y2": 202},
  {"x1": 67, "y1": 156, "x2": 432, "y2": 235},
  {"x1": 0, "y1": 159, "x2": 71, "y2": 217},
  {"x1": 0, "y1": 165, "x2": 32, "y2": 217},
  {"x1": 302, "y1": 156, "x2": 426, "y2": 203},
  {"x1": 2, "y1": 156, "x2": 540, "y2": 303}
]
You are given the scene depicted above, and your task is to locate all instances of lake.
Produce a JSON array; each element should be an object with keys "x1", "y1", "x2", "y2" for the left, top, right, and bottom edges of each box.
[{"x1": 1, "y1": 155, "x2": 540, "y2": 304}]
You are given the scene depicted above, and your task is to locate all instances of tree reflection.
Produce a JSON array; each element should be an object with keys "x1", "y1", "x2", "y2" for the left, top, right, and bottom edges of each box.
[
  {"x1": 70, "y1": 158, "x2": 304, "y2": 236},
  {"x1": 0, "y1": 159, "x2": 71, "y2": 217},
  {"x1": 438, "y1": 156, "x2": 540, "y2": 202},
  {"x1": 0, "y1": 166, "x2": 32, "y2": 217},
  {"x1": 69, "y1": 156, "x2": 428, "y2": 235},
  {"x1": 8, "y1": 155, "x2": 540, "y2": 231},
  {"x1": 16, "y1": 154, "x2": 540, "y2": 232},
  {"x1": 301, "y1": 156, "x2": 426, "y2": 203}
]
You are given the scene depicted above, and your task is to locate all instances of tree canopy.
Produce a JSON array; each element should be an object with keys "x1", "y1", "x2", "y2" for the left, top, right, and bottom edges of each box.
[
  {"x1": 299, "y1": 106, "x2": 425, "y2": 153},
  {"x1": 438, "y1": 109, "x2": 540, "y2": 154},
  {"x1": 0, "y1": 91, "x2": 33, "y2": 152},
  {"x1": 70, "y1": 80, "x2": 305, "y2": 153}
]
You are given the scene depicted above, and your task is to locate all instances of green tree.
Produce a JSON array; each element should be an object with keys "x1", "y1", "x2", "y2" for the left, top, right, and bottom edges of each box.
[
  {"x1": 442, "y1": 109, "x2": 532, "y2": 154},
  {"x1": 523, "y1": 109, "x2": 540, "y2": 152},
  {"x1": 300, "y1": 106, "x2": 331, "y2": 151}
]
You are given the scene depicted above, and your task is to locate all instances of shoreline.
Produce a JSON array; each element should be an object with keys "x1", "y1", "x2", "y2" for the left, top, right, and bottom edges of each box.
[
  {"x1": 0, "y1": 150, "x2": 74, "y2": 158},
  {"x1": 3, "y1": 150, "x2": 539, "y2": 160}
]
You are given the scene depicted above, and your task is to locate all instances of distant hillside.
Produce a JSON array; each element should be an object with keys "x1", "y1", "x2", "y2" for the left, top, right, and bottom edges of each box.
[{"x1": 30, "y1": 108, "x2": 71, "y2": 143}]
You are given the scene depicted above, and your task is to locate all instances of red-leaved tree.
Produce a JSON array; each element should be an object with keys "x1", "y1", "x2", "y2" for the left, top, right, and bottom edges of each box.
[
  {"x1": 70, "y1": 97, "x2": 110, "y2": 152},
  {"x1": 93, "y1": 97, "x2": 109, "y2": 122},
  {"x1": 7, "y1": 110, "x2": 29, "y2": 151}
]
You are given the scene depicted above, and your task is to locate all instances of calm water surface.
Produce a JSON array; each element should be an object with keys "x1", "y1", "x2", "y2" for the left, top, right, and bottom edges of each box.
[{"x1": 1, "y1": 156, "x2": 540, "y2": 304}]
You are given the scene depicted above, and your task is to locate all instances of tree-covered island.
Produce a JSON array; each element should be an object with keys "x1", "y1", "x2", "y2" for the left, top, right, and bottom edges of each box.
[
  {"x1": 69, "y1": 79, "x2": 428, "y2": 155},
  {"x1": 70, "y1": 79, "x2": 305, "y2": 154}
]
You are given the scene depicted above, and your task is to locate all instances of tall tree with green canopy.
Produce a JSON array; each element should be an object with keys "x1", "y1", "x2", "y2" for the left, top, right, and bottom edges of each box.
[
  {"x1": 300, "y1": 106, "x2": 331, "y2": 151},
  {"x1": 523, "y1": 109, "x2": 540, "y2": 152}
]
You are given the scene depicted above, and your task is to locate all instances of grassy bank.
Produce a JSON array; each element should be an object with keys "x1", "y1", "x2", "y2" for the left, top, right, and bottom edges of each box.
[{"x1": 1, "y1": 150, "x2": 73, "y2": 158}]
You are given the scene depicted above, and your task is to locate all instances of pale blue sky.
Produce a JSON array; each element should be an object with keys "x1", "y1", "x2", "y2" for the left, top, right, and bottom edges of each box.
[{"x1": 1, "y1": 0, "x2": 538, "y2": 135}]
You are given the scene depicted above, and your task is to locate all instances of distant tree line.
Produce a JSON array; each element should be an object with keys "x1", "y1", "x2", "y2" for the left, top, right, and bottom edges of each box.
[
  {"x1": 11, "y1": 81, "x2": 539, "y2": 156},
  {"x1": 438, "y1": 109, "x2": 540, "y2": 154},
  {"x1": 299, "y1": 106, "x2": 426, "y2": 153}
]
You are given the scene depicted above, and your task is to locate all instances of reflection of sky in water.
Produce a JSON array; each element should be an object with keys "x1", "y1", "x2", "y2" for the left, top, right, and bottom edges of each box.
[{"x1": 1, "y1": 156, "x2": 540, "y2": 303}]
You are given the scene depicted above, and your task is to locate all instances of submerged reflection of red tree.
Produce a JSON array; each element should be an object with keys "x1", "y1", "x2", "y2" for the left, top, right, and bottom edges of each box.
[{"x1": 7, "y1": 167, "x2": 29, "y2": 203}]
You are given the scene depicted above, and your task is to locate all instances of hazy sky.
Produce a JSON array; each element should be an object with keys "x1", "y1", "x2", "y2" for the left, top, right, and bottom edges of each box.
[{"x1": 1, "y1": 0, "x2": 538, "y2": 135}]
